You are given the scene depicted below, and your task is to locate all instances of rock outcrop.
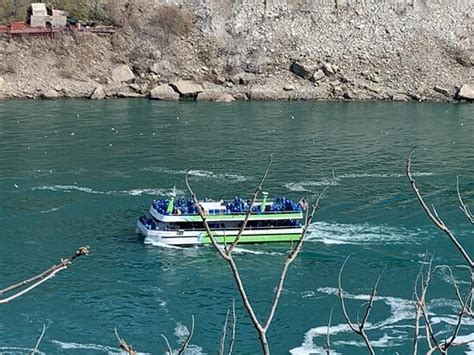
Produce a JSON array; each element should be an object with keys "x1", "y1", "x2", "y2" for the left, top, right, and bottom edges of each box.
[
  {"x1": 111, "y1": 65, "x2": 135, "y2": 83},
  {"x1": 90, "y1": 86, "x2": 106, "y2": 100},
  {"x1": 150, "y1": 84, "x2": 180, "y2": 100},
  {"x1": 456, "y1": 84, "x2": 474, "y2": 101},
  {"x1": 169, "y1": 80, "x2": 204, "y2": 99}
]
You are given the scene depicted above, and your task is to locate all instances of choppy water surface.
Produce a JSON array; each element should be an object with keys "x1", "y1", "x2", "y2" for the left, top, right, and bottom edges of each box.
[{"x1": 0, "y1": 100, "x2": 473, "y2": 354}]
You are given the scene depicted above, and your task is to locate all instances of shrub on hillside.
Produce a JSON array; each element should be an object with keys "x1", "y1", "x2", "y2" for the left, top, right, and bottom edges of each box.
[{"x1": 149, "y1": 4, "x2": 193, "y2": 44}]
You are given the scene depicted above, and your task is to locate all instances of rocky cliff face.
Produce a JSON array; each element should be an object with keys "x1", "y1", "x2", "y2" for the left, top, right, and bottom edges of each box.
[{"x1": 0, "y1": 0, "x2": 472, "y2": 101}]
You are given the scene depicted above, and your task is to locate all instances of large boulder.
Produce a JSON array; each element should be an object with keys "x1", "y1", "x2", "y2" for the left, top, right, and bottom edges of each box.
[
  {"x1": 0, "y1": 77, "x2": 5, "y2": 87},
  {"x1": 249, "y1": 85, "x2": 289, "y2": 100},
  {"x1": 42, "y1": 89, "x2": 60, "y2": 99},
  {"x1": 312, "y1": 69, "x2": 326, "y2": 82},
  {"x1": 111, "y1": 65, "x2": 135, "y2": 83},
  {"x1": 116, "y1": 92, "x2": 147, "y2": 98},
  {"x1": 456, "y1": 84, "x2": 474, "y2": 100},
  {"x1": 150, "y1": 84, "x2": 180, "y2": 101},
  {"x1": 170, "y1": 80, "x2": 204, "y2": 99},
  {"x1": 290, "y1": 62, "x2": 312, "y2": 80},
  {"x1": 90, "y1": 86, "x2": 106, "y2": 100}
]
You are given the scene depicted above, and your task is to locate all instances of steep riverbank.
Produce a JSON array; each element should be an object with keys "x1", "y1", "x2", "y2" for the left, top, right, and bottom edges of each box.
[{"x1": 0, "y1": 0, "x2": 472, "y2": 102}]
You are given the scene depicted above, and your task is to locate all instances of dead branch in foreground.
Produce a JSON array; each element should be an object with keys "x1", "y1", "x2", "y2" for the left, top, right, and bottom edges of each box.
[
  {"x1": 186, "y1": 156, "x2": 331, "y2": 354},
  {"x1": 0, "y1": 246, "x2": 89, "y2": 304},
  {"x1": 412, "y1": 256, "x2": 474, "y2": 354},
  {"x1": 457, "y1": 177, "x2": 474, "y2": 225},
  {"x1": 219, "y1": 300, "x2": 237, "y2": 355},
  {"x1": 31, "y1": 324, "x2": 46, "y2": 355},
  {"x1": 406, "y1": 147, "x2": 473, "y2": 268},
  {"x1": 160, "y1": 316, "x2": 195, "y2": 354},
  {"x1": 337, "y1": 255, "x2": 385, "y2": 355},
  {"x1": 115, "y1": 328, "x2": 137, "y2": 355}
]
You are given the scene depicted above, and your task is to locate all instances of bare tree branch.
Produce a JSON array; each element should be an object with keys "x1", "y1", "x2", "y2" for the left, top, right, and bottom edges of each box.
[
  {"x1": 263, "y1": 186, "x2": 329, "y2": 331},
  {"x1": 31, "y1": 324, "x2": 46, "y2": 355},
  {"x1": 185, "y1": 159, "x2": 332, "y2": 354},
  {"x1": 228, "y1": 299, "x2": 236, "y2": 355},
  {"x1": 457, "y1": 176, "x2": 474, "y2": 224},
  {"x1": 220, "y1": 300, "x2": 237, "y2": 355},
  {"x1": 227, "y1": 155, "x2": 273, "y2": 254},
  {"x1": 115, "y1": 328, "x2": 137, "y2": 355},
  {"x1": 325, "y1": 306, "x2": 335, "y2": 355},
  {"x1": 220, "y1": 308, "x2": 230, "y2": 355},
  {"x1": 338, "y1": 255, "x2": 385, "y2": 355},
  {"x1": 160, "y1": 333, "x2": 173, "y2": 354},
  {"x1": 0, "y1": 247, "x2": 89, "y2": 304},
  {"x1": 406, "y1": 147, "x2": 473, "y2": 268},
  {"x1": 178, "y1": 315, "x2": 195, "y2": 355}
]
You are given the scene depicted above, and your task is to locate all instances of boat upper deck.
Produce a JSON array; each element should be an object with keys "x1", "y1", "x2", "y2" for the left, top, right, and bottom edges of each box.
[{"x1": 149, "y1": 196, "x2": 304, "y2": 223}]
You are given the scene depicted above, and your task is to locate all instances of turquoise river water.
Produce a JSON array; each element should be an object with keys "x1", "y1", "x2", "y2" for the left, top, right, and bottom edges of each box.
[{"x1": 0, "y1": 100, "x2": 473, "y2": 354}]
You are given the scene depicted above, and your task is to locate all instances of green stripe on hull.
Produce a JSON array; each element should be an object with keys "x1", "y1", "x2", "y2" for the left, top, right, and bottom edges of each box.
[{"x1": 201, "y1": 234, "x2": 302, "y2": 244}]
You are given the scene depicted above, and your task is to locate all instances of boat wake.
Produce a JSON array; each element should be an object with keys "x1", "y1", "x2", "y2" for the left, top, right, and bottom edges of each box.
[
  {"x1": 143, "y1": 238, "x2": 184, "y2": 249},
  {"x1": 232, "y1": 247, "x2": 283, "y2": 256},
  {"x1": 306, "y1": 221, "x2": 429, "y2": 245},
  {"x1": 52, "y1": 340, "x2": 151, "y2": 354},
  {"x1": 285, "y1": 172, "x2": 434, "y2": 192},
  {"x1": 0, "y1": 347, "x2": 45, "y2": 355},
  {"x1": 33, "y1": 185, "x2": 186, "y2": 197},
  {"x1": 141, "y1": 167, "x2": 247, "y2": 182}
]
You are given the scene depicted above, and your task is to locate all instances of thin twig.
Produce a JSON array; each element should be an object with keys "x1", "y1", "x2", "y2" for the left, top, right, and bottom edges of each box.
[
  {"x1": 0, "y1": 247, "x2": 89, "y2": 304},
  {"x1": 161, "y1": 333, "x2": 173, "y2": 354},
  {"x1": 338, "y1": 255, "x2": 384, "y2": 355},
  {"x1": 263, "y1": 185, "x2": 329, "y2": 331},
  {"x1": 228, "y1": 299, "x2": 236, "y2": 355},
  {"x1": 31, "y1": 324, "x2": 46, "y2": 355},
  {"x1": 406, "y1": 147, "x2": 473, "y2": 268},
  {"x1": 115, "y1": 328, "x2": 137, "y2": 355},
  {"x1": 220, "y1": 309, "x2": 230, "y2": 355},
  {"x1": 457, "y1": 176, "x2": 474, "y2": 224},
  {"x1": 325, "y1": 306, "x2": 335, "y2": 355},
  {"x1": 178, "y1": 315, "x2": 195, "y2": 355},
  {"x1": 228, "y1": 155, "x2": 273, "y2": 254}
]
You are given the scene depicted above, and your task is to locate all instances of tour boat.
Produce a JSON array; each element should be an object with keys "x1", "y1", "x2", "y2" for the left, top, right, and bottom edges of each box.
[{"x1": 137, "y1": 192, "x2": 304, "y2": 246}]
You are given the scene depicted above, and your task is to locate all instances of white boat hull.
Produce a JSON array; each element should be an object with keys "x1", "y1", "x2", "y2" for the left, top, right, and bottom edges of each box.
[{"x1": 137, "y1": 221, "x2": 303, "y2": 246}]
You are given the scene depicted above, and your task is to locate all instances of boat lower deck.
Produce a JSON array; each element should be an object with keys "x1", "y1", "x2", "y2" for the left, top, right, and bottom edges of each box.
[{"x1": 137, "y1": 220, "x2": 303, "y2": 246}]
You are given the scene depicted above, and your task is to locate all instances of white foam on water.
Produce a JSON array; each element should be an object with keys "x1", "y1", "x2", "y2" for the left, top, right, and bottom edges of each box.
[
  {"x1": 290, "y1": 287, "x2": 415, "y2": 354},
  {"x1": 34, "y1": 185, "x2": 103, "y2": 194},
  {"x1": 338, "y1": 172, "x2": 434, "y2": 179},
  {"x1": 118, "y1": 188, "x2": 186, "y2": 197},
  {"x1": 141, "y1": 167, "x2": 247, "y2": 183},
  {"x1": 306, "y1": 221, "x2": 427, "y2": 245},
  {"x1": 456, "y1": 333, "x2": 474, "y2": 354},
  {"x1": 232, "y1": 247, "x2": 283, "y2": 256},
  {"x1": 0, "y1": 347, "x2": 45, "y2": 355},
  {"x1": 53, "y1": 340, "x2": 151, "y2": 354},
  {"x1": 144, "y1": 238, "x2": 185, "y2": 250},
  {"x1": 173, "y1": 323, "x2": 205, "y2": 355},
  {"x1": 285, "y1": 172, "x2": 433, "y2": 192},
  {"x1": 33, "y1": 185, "x2": 185, "y2": 197},
  {"x1": 285, "y1": 178, "x2": 339, "y2": 192},
  {"x1": 293, "y1": 286, "x2": 474, "y2": 354},
  {"x1": 39, "y1": 207, "x2": 60, "y2": 214}
]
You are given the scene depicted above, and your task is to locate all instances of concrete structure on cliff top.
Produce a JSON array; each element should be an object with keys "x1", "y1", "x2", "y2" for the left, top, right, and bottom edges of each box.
[{"x1": 28, "y1": 3, "x2": 67, "y2": 28}]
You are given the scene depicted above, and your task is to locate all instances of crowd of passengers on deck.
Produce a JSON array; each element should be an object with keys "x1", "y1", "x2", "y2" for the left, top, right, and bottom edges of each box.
[{"x1": 151, "y1": 196, "x2": 302, "y2": 216}]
